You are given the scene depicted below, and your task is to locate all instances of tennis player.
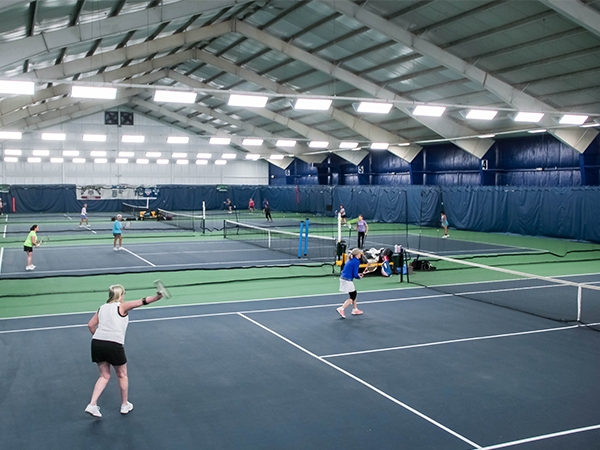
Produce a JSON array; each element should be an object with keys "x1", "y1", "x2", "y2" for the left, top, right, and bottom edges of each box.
[
  {"x1": 337, "y1": 248, "x2": 364, "y2": 318},
  {"x1": 79, "y1": 203, "x2": 89, "y2": 227},
  {"x1": 356, "y1": 214, "x2": 368, "y2": 249},
  {"x1": 23, "y1": 224, "x2": 38, "y2": 271},
  {"x1": 113, "y1": 214, "x2": 123, "y2": 251},
  {"x1": 0, "y1": 197, "x2": 3, "y2": 215},
  {"x1": 263, "y1": 199, "x2": 273, "y2": 222},
  {"x1": 85, "y1": 284, "x2": 163, "y2": 418},
  {"x1": 339, "y1": 205, "x2": 349, "y2": 227},
  {"x1": 249, "y1": 198, "x2": 255, "y2": 213},
  {"x1": 441, "y1": 211, "x2": 449, "y2": 238}
]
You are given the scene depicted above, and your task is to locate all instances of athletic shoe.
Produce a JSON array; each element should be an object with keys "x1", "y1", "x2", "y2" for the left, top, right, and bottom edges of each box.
[
  {"x1": 120, "y1": 402, "x2": 133, "y2": 415},
  {"x1": 118, "y1": 246, "x2": 123, "y2": 251},
  {"x1": 113, "y1": 247, "x2": 118, "y2": 251},
  {"x1": 442, "y1": 235, "x2": 449, "y2": 239},
  {"x1": 25, "y1": 265, "x2": 33, "y2": 271},
  {"x1": 352, "y1": 309, "x2": 363, "y2": 315},
  {"x1": 85, "y1": 404, "x2": 102, "y2": 417},
  {"x1": 337, "y1": 307, "x2": 346, "y2": 319}
]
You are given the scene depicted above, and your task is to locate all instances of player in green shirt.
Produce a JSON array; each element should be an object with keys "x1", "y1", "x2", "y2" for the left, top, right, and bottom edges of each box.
[{"x1": 23, "y1": 224, "x2": 39, "y2": 271}]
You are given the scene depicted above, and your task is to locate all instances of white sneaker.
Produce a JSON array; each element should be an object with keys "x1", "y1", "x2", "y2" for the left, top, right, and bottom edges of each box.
[
  {"x1": 442, "y1": 235, "x2": 449, "y2": 239},
  {"x1": 114, "y1": 247, "x2": 119, "y2": 251},
  {"x1": 118, "y1": 246, "x2": 123, "y2": 251},
  {"x1": 120, "y1": 401, "x2": 133, "y2": 414},
  {"x1": 25, "y1": 265, "x2": 33, "y2": 270},
  {"x1": 79, "y1": 225, "x2": 83, "y2": 228},
  {"x1": 85, "y1": 404, "x2": 102, "y2": 417}
]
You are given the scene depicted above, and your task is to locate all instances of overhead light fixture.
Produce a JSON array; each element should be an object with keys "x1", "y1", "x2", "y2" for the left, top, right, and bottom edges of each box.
[
  {"x1": 118, "y1": 151, "x2": 135, "y2": 157},
  {"x1": 269, "y1": 154, "x2": 285, "y2": 160},
  {"x1": 167, "y1": 136, "x2": 189, "y2": 144},
  {"x1": 514, "y1": 112, "x2": 544, "y2": 122},
  {"x1": 72, "y1": 158, "x2": 86, "y2": 164},
  {"x1": 246, "y1": 154, "x2": 261, "y2": 160},
  {"x1": 62, "y1": 150, "x2": 79, "y2": 156},
  {"x1": 356, "y1": 102, "x2": 393, "y2": 114},
  {"x1": 276, "y1": 139, "x2": 296, "y2": 148},
  {"x1": 122, "y1": 135, "x2": 145, "y2": 143},
  {"x1": 397, "y1": 142, "x2": 410, "y2": 146},
  {"x1": 172, "y1": 152, "x2": 187, "y2": 158},
  {"x1": 581, "y1": 122, "x2": 600, "y2": 128},
  {"x1": 228, "y1": 94, "x2": 268, "y2": 108},
  {"x1": 196, "y1": 160, "x2": 208, "y2": 165},
  {"x1": 222, "y1": 153, "x2": 237, "y2": 159},
  {"x1": 42, "y1": 132, "x2": 66, "y2": 141},
  {"x1": 478, "y1": 134, "x2": 496, "y2": 139},
  {"x1": 339, "y1": 141, "x2": 359, "y2": 149},
  {"x1": 83, "y1": 134, "x2": 107, "y2": 142},
  {"x1": 528, "y1": 129, "x2": 546, "y2": 133},
  {"x1": 294, "y1": 98, "x2": 332, "y2": 110},
  {"x1": 157, "y1": 159, "x2": 169, "y2": 165},
  {"x1": 559, "y1": 114, "x2": 588, "y2": 125},
  {"x1": 94, "y1": 158, "x2": 107, "y2": 164},
  {"x1": 145, "y1": 152, "x2": 161, "y2": 158},
  {"x1": 90, "y1": 151, "x2": 107, "y2": 157},
  {"x1": 51, "y1": 158, "x2": 64, "y2": 163},
  {"x1": 27, "y1": 157, "x2": 41, "y2": 163},
  {"x1": 196, "y1": 153, "x2": 212, "y2": 159},
  {"x1": 209, "y1": 137, "x2": 231, "y2": 145},
  {"x1": 309, "y1": 141, "x2": 329, "y2": 148},
  {"x1": 0, "y1": 131, "x2": 22, "y2": 139},
  {"x1": 4, "y1": 156, "x2": 18, "y2": 162},
  {"x1": 242, "y1": 138, "x2": 263, "y2": 146},
  {"x1": 370, "y1": 142, "x2": 389, "y2": 150},
  {"x1": 176, "y1": 159, "x2": 189, "y2": 165},
  {"x1": 115, "y1": 158, "x2": 128, "y2": 164},
  {"x1": 215, "y1": 160, "x2": 227, "y2": 165},
  {"x1": 0, "y1": 80, "x2": 34, "y2": 95},
  {"x1": 32, "y1": 150, "x2": 50, "y2": 156},
  {"x1": 413, "y1": 105, "x2": 446, "y2": 117},
  {"x1": 465, "y1": 109, "x2": 498, "y2": 120},
  {"x1": 136, "y1": 159, "x2": 149, "y2": 165},
  {"x1": 71, "y1": 86, "x2": 117, "y2": 100},
  {"x1": 153, "y1": 90, "x2": 196, "y2": 104},
  {"x1": 4, "y1": 149, "x2": 22, "y2": 155}
]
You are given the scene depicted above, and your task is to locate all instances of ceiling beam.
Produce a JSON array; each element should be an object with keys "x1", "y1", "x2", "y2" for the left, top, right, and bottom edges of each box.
[{"x1": 539, "y1": 0, "x2": 600, "y2": 39}]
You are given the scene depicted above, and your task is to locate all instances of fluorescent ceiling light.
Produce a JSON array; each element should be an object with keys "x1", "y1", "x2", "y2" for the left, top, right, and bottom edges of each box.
[
  {"x1": 370, "y1": 142, "x2": 389, "y2": 150},
  {"x1": 356, "y1": 102, "x2": 393, "y2": 114},
  {"x1": 397, "y1": 142, "x2": 410, "y2": 146},
  {"x1": 72, "y1": 158, "x2": 86, "y2": 163},
  {"x1": 51, "y1": 158, "x2": 64, "y2": 163},
  {"x1": 246, "y1": 154, "x2": 261, "y2": 160},
  {"x1": 465, "y1": 109, "x2": 498, "y2": 120},
  {"x1": 154, "y1": 90, "x2": 196, "y2": 104},
  {"x1": 242, "y1": 138, "x2": 263, "y2": 146},
  {"x1": 222, "y1": 153, "x2": 237, "y2": 159},
  {"x1": 294, "y1": 98, "x2": 332, "y2": 110},
  {"x1": 42, "y1": 132, "x2": 66, "y2": 141},
  {"x1": 27, "y1": 157, "x2": 41, "y2": 163},
  {"x1": 514, "y1": 112, "x2": 544, "y2": 122},
  {"x1": 145, "y1": 152, "x2": 161, "y2": 158},
  {"x1": 4, "y1": 149, "x2": 22, "y2": 155},
  {"x1": 339, "y1": 141, "x2": 359, "y2": 149},
  {"x1": 559, "y1": 114, "x2": 588, "y2": 125},
  {"x1": 209, "y1": 137, "x2": 231, "y2": 145},
  {"x1": 581, "y1": 123, "x2": 600, "y2": 128},
  {"x1": 157, "y1": 159, "x2": 169, "y2": 165},
  {"x1": 32, "y1": 150, "x2": 50, "y2": 156},
  {"x1": 215, "y1": 160, "x2": 227, "y2": 165},
  {"x1": 122, "y1": 135, "x2": 145, "y2": 143},
  {"x1": 527, "y1": 129, "x2": 546, "y2": 133},
  {"x1": 270, "y1": 154, "x2": 284, "y2": 160},
  {"x1": 172, "y1": 152, "x2": 187, "y2": 158},
  {"x1": 196, "y1": 153, "x2": 212, "y2": 159},
  {"x1": 196, "y1": 159, "x2": 208, "y2": 165},
  {"x1": 83, "y1": 134, "x2": 106, "y2": 142},
  {"x1": 176, "y1": 159, "x2": 189, "y2": 165},
  {"x1": 228, "y1": 94, "x2": 268, "y2": 108},
  {"x1": 94, "y1": 158, "x2": 107, "y2": 164},
  {"x1": 309, "y1": 141, "x2": 329, "y2": 148},
  {"x1": 276, "y1": 139, "x2": 296, "y2": 148},
  {"x1": 63, "y1": 150, "x2": 79, "y2": 156},
  {"x1": 0, "y1": 80, "x2": 34, "y2": 95},
  {"x1": 478, "y1": 134, "x2": 496, "y2": 139},
  {"x1": 4, "y1": 156, "x2": 18, "y2": 162},
  {"x1": 118, "y1": 151, "x2": 135, "y2": 157},
  {"x1": 115, "y1": 158, "x2": 128, "y2": 164},
  {"x1": 413, "y1": 105, "x2": 446, "y2": 117},
  {"x1": 90, "y1": 151, "x2": 107, "y2": 157},
  {"x1": 0, "y1": 131, "x2": 22, "y2": 139},
  {"x1": 136, "y1": 159, "x2": 149, "y2": 165},
  {"x1": 71, "y1": 86, "x2": 116, "y2": 99},
  {"x1": 167, "y1": 136, "x2": 189, "y2": 144}
]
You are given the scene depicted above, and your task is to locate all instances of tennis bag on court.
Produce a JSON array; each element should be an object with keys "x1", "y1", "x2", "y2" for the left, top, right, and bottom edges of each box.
[{"x1": 410, "y1": 259, "x2": 436, "y2": 271}]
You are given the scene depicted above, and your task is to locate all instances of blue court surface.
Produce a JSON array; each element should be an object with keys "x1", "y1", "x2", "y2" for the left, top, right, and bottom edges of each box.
[{"x1": 1, "y1": 280, "x2": 600, "y2": 450}]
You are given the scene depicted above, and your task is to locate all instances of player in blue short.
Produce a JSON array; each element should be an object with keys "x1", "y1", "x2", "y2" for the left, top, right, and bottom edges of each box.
[
  {"x1": 113, "y1": 214, "x2": 123, "y2": 251},
  {"x1": 336, "y1": 248, "x2": 364, "y2": 318}
]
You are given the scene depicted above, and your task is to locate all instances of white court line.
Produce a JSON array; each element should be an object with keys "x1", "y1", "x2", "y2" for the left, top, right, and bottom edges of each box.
[
  {"x1": 83, "y1": 225, "x2": 97, "y2": 234},
  {"x1": 2, "y1": 224, "x2": 5, "y2": 238},
  {"x1": 238, "y1": 312, "x2": 482, "y2": 449},
  {"x1": 476, "y1": 423, "x2": 600, "y2": 449},
  {"x1": 0, "y1": 247, "x2": 4, "y2": 273},
  {"x1": 119, "y1": 247, "x2": 156, "y2": 267}
]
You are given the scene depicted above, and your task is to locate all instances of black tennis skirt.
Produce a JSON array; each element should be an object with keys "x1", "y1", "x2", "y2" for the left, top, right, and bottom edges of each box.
[{"x1": 91, "y1": 339, "x2": 127, "y2": 366}]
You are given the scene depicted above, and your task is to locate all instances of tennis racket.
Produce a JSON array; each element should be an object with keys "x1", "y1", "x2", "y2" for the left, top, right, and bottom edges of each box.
[
  {"x1": 36, "y1": 235, "x2": 49, "y2": 247},
  {"x1": 153, "y1": 279, "x2": 172, "y2": 299},
  {"x1": 124, "y1": 220, "x2": 131, "y2": 229}
]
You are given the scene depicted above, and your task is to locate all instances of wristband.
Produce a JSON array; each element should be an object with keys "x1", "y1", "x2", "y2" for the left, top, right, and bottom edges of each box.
[{"x1": 142, "y1": 298, "x2": 148, "y2": 305}]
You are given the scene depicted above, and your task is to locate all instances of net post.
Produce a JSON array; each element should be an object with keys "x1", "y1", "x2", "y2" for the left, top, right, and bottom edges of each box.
[
  {"x1": 399, "y1": 248, "x2": 404, "y2": 283},
  {"x1": 298, "y1": 221, "x2": 304, "y2": 258},
  {"x1": 337, "y1": 211, "x2": 342, "y2": 242},
  {"x1": 303, "y1": 219, "x2": 309, "y2": 256},
  {"x1": 202, "y1": 201, "x2": 206, "y2": 220},
  {"x1": 577, "y1": 284, "x2": 582, "y2": 322}
]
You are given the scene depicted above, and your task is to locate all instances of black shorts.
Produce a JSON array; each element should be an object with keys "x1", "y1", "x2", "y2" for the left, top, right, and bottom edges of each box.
[
  {"x1": 24, "y1": 246, "x2": 33, "y2": 252},
  {"x1": 113, "y1": 233, "x2": 122, "y2": 238},
  {"x1": 91, "y1": 339, "x2": 127, "y2": 366}
]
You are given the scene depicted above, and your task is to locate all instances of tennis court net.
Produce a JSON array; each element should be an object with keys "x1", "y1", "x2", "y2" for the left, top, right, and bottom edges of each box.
[
  {"x1": 122, "y1": 202, "x2": 147, "y2": 218},
  {"x1": 405, "y1": 249, "x2": 600, "y2": 329},
  {"x1": 224, "y1": 219, "x2": 337, "y2": 262},
  {"x1": 157, "y1": 208, "x2": 205, "y2": 233}
]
